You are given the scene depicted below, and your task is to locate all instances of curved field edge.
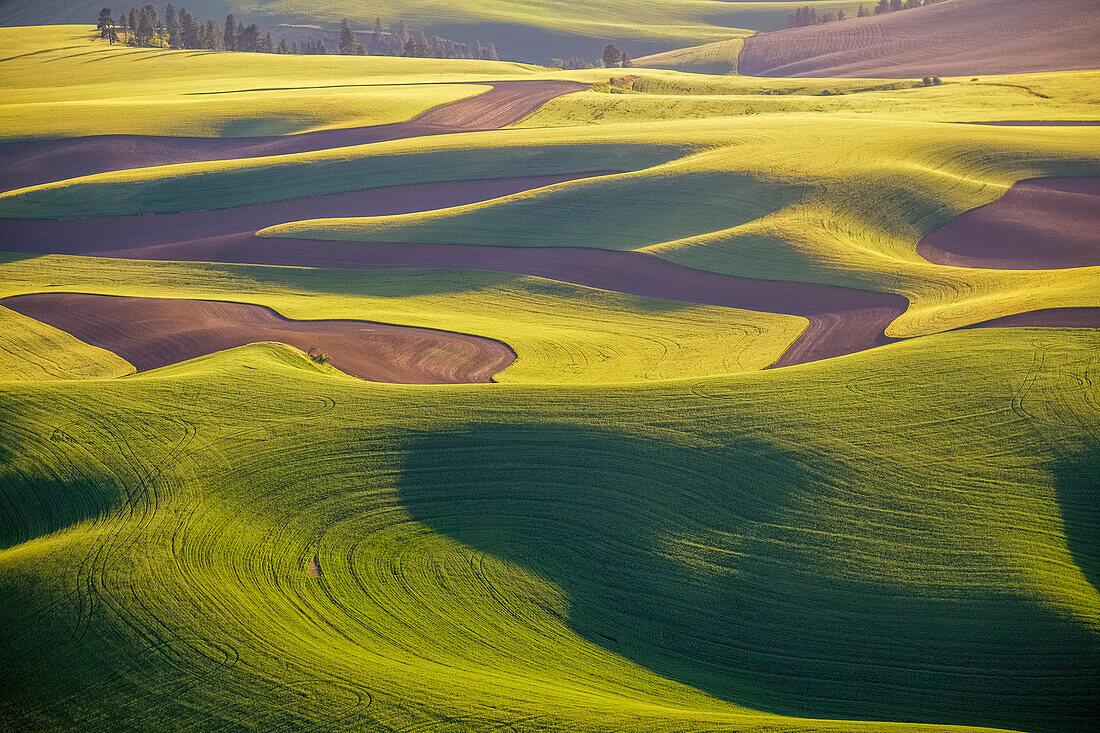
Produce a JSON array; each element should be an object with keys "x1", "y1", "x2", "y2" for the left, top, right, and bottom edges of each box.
[
  {"x1": 2, "y1": 327, "x2": 1096, "y2": 731},
  {"x1": 915, "y1": 177, "x2": 1100, "y2": 270},
  {"x1": 0, "y1": 292, "x2": 521, "y2": 385},
  {"x1": 0, "y1": 305, "x2": 133, "y2": 381},
  {"x1": 633, "y1": 38, "x2": 744, "y2": 75},
  {"x1": 252, "y1": 119, "x2": 1100, "y2": 338},
  {"x1": 0, "y1": 255, "x2": 809, "y2": 385},
  {"x1": 0, "y1": 26, "x2": 540, "y2": 141}
]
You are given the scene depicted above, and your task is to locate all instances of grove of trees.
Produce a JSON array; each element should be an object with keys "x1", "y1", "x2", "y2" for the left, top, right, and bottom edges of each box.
[
  {"x1": 94, "y1": 6, "x2": 502, "y2": 59},
  {"x1": 789, "y1": 0, "x2": 946, "y2": 28},
  {"x1": 361, "y1": 18, "x2": 500, "y2": 60},
  {"x1": 602, "y1": 45, "x2": 633, "y2": 68}
]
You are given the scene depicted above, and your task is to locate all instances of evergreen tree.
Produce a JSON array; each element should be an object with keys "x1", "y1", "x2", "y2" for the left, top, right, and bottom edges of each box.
[
  {"x1": 405, "y1": 30, "x2": 430, "y2": 57},
  {"x1": 136, "y1": 7, "x2": 155, "y2": 45},
  {"x1": 207, "y1": 20, "x2": 223, "y2": 50},
  {"x1": 178, "y1": 10, "x2": 194, "y2": 48},
  {"x1": 370, "y1": 17, "x2": 383, "y2": 54},
  {"x1": 238, "y1": 24, "x2": 260, "y2": 52},
  {"x1": 261, "y1": 32, "x2": 275, "y2": 53},
  {"x1": 97, "y1": 7, "x2": 113, "y2": 38},
  {"x1": 167, "y1": 8, "x2": 181, "y2": 48},
  {"x1": 278, "y1": 38, "x2": 289, "y2": 54},
  {"x1": 890, "y1": 0, "x2": 903, "y2": 10},
  {"x1": 602, "y1": 44, "x2": 622, "y2": 68},
  {"x1": 875, "y1": 0, "x2": 890, "y2": 13},
  {"x1": 339, "y1": 18, "x2": 355, "y2": 54},
  {"x1": 224, "y1": 14, "x2": 237, "y2": 51},
  {"x1": 392, "y1": 21, "x2": 408, "y2": 55},
  {"x1": 142, "y1": 4, "x2": 159, "y2": 33},
  {"x1": 858, "y1": 3, "x2": 869, "y2": 16}
]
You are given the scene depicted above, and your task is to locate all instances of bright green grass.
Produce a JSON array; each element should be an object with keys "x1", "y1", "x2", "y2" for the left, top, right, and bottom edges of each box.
[
  {"x1": 527, "y1": 68, "x2": 1100, "y2": 124},
  {"x1": 0, "y1": 141, "x2": 681, "y2": 217},
  {"x1": 1, "y1": 23, "x2": 1098, "y2": 733},
  {"x1": 1, "y1": 327, "x2": 1096, "y2": 731},
  {"x1": 0, "y1": 254, "x2": 808, "y2": 383},
  {"x1": 2, "y1": 29, "x2": 1096, "y2": 341},
  {"x1": 0, "y1": 305, "x2": 132, "y2": 381},
  {"x1": 0, "y1": 26, "x2": 534, "y2": 140},
  {"x1": 633, "y1": 38, "x2": 745, "y2": 75},
  {"x1": 258, "y1": 116, "x2": 1100, "y2": 335}
]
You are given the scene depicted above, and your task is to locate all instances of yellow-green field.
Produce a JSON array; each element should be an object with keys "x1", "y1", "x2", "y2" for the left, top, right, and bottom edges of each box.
[
  {"x1": 1, "y1": 24, "x2": 1097, "y2": 733},
  {"x1": 0, "y1": 26, "x2": 535, "y2": 140},
  {"x1": 0, "y1": 2, "x2": 865, "y2": 60}
]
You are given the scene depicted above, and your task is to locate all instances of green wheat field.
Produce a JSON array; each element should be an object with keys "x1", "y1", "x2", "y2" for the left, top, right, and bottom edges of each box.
[{"x1": 1, "y1": 2, "x2": 1097, "y2": 731}]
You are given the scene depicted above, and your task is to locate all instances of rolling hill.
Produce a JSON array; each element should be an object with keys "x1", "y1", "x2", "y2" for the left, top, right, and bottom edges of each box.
[
  {"x1": 0, "y1": 0, "x2": 867, "y2": 63},
  {"x1": 1, "y1": 21, "x2": 1098, "y2": 733},
  {"x1": 739, "y1": 0, "x2": 1100, "y2": 78}
]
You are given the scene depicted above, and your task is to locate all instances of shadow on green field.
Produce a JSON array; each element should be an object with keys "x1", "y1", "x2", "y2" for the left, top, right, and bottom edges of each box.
[
  {"x1": 398, "y1": 422, "x2": 1100, "y2": 733},
  {"x1": 0, "y1": 417, "x2": 125, "y2": 551},
  {"x1": 1055, "y1": 448, "x2": 1100, "y2": 596},
  {"x1": 216, "y1": 263, "x2": 528, "y2": 299}
]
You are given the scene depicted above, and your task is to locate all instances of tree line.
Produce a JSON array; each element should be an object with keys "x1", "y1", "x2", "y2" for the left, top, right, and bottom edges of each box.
[
  {"x1": 350, "y1": 18, "x2": 500, "y2": 60},
  {"x1": 95, "y1": 6, "x2": 501, "y2": 59},
  {"x1": 97, "y1": 5, "x2": 283, "y2": 52},
  {"x1": 787, "y1": 0, "x2": 946, "y2": 28},
  {"x1": 547, "y1": 44, "x2": 633, "y2": 71}
]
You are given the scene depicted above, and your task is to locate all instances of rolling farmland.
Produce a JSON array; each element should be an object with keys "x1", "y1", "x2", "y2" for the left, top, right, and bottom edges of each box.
[{"x1": 1, "y1": 8, "x2": 1098, "y2": 733}]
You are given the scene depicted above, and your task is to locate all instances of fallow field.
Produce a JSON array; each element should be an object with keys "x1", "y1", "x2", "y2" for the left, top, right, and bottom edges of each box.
[{"x1": 1, "y1": 3, "x2": 1098, "y2": 731}]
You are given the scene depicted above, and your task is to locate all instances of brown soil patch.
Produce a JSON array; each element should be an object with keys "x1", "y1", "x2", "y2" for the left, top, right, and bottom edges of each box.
[
  {"x1": 1, "y1": 292, "x2": 515, "y2": 384},
  {"x1": 5, "y1": 74, "x2": 1084, "y2": 374},
  {"x1": 739, "y1": 0, "x2": 1100, "y2": 78},
  {"x1": 917, "y1": 178, "x2": 1100, "y2": 270},
  {"x1": 74, "y1": 236, "x2": 906, "y2": 368},
  {"x1": 964, "y1": 308, "x2": 1100, "y2": 330},
  {"x1": 0, "y1": 80, "x2": 586, "y2": 192}
]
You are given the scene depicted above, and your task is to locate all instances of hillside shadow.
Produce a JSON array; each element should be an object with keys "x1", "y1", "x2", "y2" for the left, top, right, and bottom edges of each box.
[
  {"x1": 0, "y1": 417, "x2": 124, "y2": 551},
  {"x1": 1055, "y1": 448, "x2": 1100, "y2": 596},
  {"x1": 397, "y1": 422, "x2": 1100, "y2": 732}
]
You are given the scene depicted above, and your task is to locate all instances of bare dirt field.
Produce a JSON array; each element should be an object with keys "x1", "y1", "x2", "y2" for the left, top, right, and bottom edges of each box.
[
  {"x1": 918, "y1": 177, "x2": 1099, "y2": 269},
  {"x1": 1, "y1": 292, "x2": 516, "y2": 383}
]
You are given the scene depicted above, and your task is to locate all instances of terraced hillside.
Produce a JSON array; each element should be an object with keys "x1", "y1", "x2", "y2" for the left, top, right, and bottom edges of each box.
[
  {"x1": 740, "y1": 0, "x2": 1100, "y2": 78},
  {"x1": 1, "y1": 23, "x2": 1098, "y2": 733}
]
